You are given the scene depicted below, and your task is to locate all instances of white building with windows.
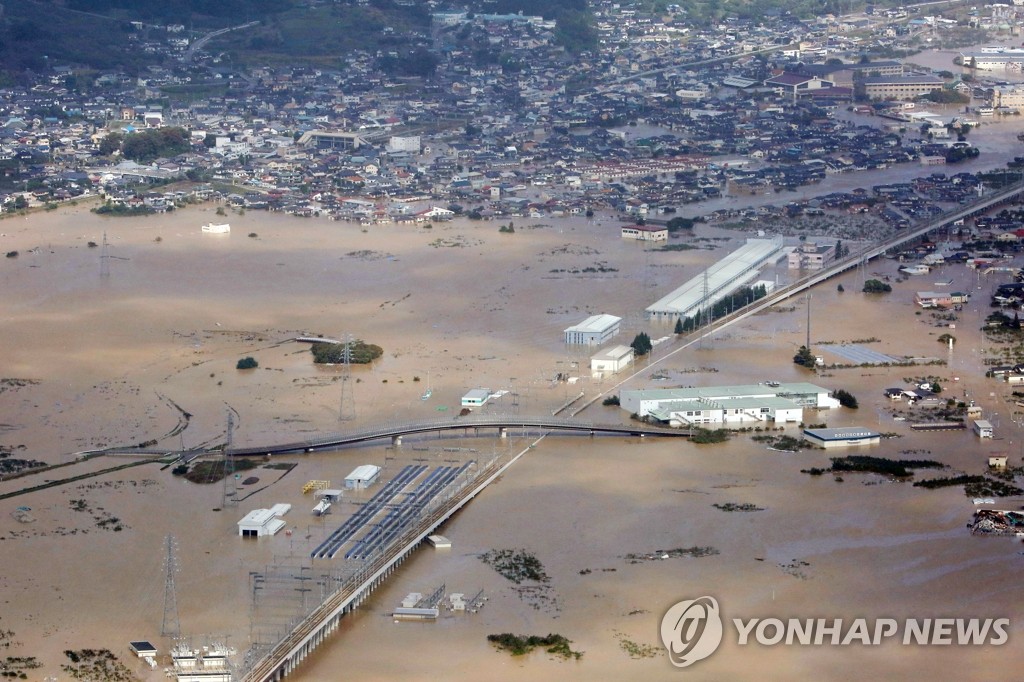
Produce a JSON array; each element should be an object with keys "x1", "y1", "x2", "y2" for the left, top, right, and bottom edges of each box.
[
  {"x1": 345, "y1": 464, "x2": 382, "y2": 490},
  {"x1": 788, "y1": 241, "x2": 837, "y2": 270},
  {"x1": 620, "y1": 383, "x2": 840, "y2": 426},
  {"x1": 564, "y1": 314, "x2": 622, "y2": 345},
  {"x1": 461, "y1": 388, "x2": 492, "y2": 407},
  {"x1": 621, "y1": 224, "x2": 669, "y2": 241},
  {"x1": 590, "y1": 345, "x2": 635, "y2": 377},
  {"x1": 388, "y1": 135, "x2": 421, "y2": 153}
]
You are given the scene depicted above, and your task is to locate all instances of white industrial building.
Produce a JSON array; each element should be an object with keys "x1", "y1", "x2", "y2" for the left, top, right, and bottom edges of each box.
[
  {"x1": 991, "y1": 84, "x2": 1024, "y2": 109},
  {"x1": 345, "y1": 464, "x2": 382, "y2": 490},
  {"x1": 461, "y1": 388, "x2": 492, "y2": 407},
  {"x1": 646, "y1": 237, "x2": 783, "y2": 320},
  {"x1": 654, "y1": 396, "x2": 805, "y2": 425},
  {"x1": 621, "y1": 224, "x2": 668, "y2": 241},
  {"x1": 803, "y1": 427, "x2": 881, "y2": 448},
  {"x1": 237, "y1": 503, "x2": 291, "y2": 537},
  {"x1": 590, "y1": 345, "x2": 635, "y2": 377},
  {"x1": 388, "y1": 135, "x2": 421, "y2": 153},
  {"x1": 564, "y1": 314, "x2": 622, "y2": 345},
  {"x1": 960, "y1": 51, "x2": 1024, "y2": 70},
  {"x1": 620, "y1": 383, "x2": 840, "y2": 426},
  {"x1": 788, "y1": 241, "x2": 837, "y2": 270}
]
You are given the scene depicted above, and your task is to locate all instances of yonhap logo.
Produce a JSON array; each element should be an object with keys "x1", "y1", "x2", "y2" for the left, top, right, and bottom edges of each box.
[
  {"x1": 660, "y1": 595, "x2": 1010, "y2": 669},
  {"x1": 660, "y1": 596, "x2": 724, "y2": 668}
]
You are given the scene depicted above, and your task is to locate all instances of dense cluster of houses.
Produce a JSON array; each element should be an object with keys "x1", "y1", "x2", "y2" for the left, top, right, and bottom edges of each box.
[{"x1": 5, "y1": 0, "x2": 1024, "y2": 221}]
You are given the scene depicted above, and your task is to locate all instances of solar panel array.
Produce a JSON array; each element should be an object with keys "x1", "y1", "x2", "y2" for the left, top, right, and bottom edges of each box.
[
  {"x1": 310, "y1": 462, "x2": 474, "y2": 561},
  {"x1": 310, "y1": 465, "x2": 426, "y2": 560},
  {"x1": 345, "y1": 463, "x2": 473, "y2": 560}
]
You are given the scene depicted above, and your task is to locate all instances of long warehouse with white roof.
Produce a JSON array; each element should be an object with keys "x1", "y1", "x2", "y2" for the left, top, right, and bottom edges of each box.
[{"x1": 646, "y1": 237, "x2": 783, "y2": 320}]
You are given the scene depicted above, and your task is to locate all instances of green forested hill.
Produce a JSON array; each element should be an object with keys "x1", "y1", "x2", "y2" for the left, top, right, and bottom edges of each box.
[
  {"x1": 0, "y1": 0, "x2": 600, "y2": 80},
  {"x1": 0, "y1": 0, "x2": 427, "y2": 79},
  {"x1": 0, "y1": 0, "x2": 295, "y2": 80}
]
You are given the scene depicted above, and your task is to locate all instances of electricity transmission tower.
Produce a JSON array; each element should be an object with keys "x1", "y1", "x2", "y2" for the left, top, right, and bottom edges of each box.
[
  {"x1": 99, "y1": 231, "x2": 110, "y2": 278},
  {"x1": 338, "y1": 335, "x2": 356, "y2": 421},
  {"x1": 162, "y1": 535, "x2": 181, "y2": 637}
]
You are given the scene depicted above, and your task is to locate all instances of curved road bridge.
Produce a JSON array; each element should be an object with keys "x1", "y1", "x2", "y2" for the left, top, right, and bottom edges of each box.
[{"x1": 225, "y1": 414, "x2": 686, "y2": 457}]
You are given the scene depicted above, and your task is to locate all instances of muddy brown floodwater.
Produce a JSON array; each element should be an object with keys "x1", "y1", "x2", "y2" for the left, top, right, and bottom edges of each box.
[{"x1": 1, "y1": 151, "x2": 1023, "y2": 682}]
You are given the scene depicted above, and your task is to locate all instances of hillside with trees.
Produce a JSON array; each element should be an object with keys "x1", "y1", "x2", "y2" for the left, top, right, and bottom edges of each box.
[
  {"x1": 0, "y1": 0, "x2": 599, "y2": 79},
  {"x1": 0, "y1": 0, "x2": 298, "y2": 80}
]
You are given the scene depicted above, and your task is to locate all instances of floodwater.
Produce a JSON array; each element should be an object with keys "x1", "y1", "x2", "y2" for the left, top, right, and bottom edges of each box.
[
  {"x1": 910, "y1": 43, "x2": 1024, "y2": 84},
  {"x1": 2, "y1": 131, "x2": 1024, "y2": 680}
]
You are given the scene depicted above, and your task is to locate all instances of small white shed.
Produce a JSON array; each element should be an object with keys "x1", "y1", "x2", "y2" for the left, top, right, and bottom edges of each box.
[
  {"x1": 238, "y1": 503, "x2": 290, "y2": 538},
  {"x1": 590, "y1": 345, "x2": 634, "y2": 377},
  {"x1": 345, "y1": 464, "x2": 381, "y2": 490},
  {"x1": 461, "y1": 388, "x2": 491, "y2": 407}
]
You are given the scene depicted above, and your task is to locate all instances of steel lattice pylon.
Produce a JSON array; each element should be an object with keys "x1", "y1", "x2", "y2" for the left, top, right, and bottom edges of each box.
[{"x1": 162, "y1": 534, "x2": 181, "y2": 637}]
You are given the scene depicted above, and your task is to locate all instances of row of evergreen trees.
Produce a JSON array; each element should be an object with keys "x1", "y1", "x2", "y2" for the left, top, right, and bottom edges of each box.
[
  {"x1": 672, "y1": 284, "x2": 769, "y2": 335},
  {"x1": 626, "y1": 284, "x2": 769, "y2": 357}
]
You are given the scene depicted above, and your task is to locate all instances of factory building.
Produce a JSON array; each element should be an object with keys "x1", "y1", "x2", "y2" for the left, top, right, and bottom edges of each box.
[
  {"x1": 645, "y1": 238, "x2": 783, "y2": 321},
  {"x1": 564, "y1": 314, "x2": 622, "y2": 345},
  {"x1": 960, "y1": 51, "x2": 1024, "y2": 70},
  {"x1": 620, "y1": 383, "x2": 840, "y2": 426}
]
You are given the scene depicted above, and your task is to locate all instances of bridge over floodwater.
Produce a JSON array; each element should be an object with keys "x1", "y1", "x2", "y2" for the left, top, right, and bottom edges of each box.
[{"x1": 224, "y1": 414, "x2": 687, "y2": 457}]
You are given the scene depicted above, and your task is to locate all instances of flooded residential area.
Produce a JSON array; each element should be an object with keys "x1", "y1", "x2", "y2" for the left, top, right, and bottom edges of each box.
[
  {"x1": 3, "y1": 166, "x2": 1024, "y2": 679},
  {"x1": 3, "y1": 2, "x2": 1024, "y2": 680}
]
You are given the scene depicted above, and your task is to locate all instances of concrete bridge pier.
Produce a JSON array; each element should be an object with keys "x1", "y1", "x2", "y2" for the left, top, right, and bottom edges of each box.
[
  {"x1": 499, "y1": 428, "x2": 507, "y2": 438},
  {"x1": 392, "y1": 435, "x2": 402, "y2": 446}
]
